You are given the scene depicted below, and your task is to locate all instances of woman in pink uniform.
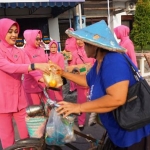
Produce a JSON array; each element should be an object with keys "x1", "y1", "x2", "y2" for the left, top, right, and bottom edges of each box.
[
  {"x1": 71, "y1": 39, "x2": 95, "y2": 130},
  {"x1": 65, "y1": 28, "x2": 77, "y2": 94},
  {"x1": 114, "y1": 25, "x2": 138, "y2": 66},
  {"x1": 0, "y1": 18, "x2": 51, "y2": 149},
  {"x1": 23, "y1": 29, "x2": 48, "y2": 105},
  {"x1": 48, "y1": 40, "x2": 65, "y2": 102}
]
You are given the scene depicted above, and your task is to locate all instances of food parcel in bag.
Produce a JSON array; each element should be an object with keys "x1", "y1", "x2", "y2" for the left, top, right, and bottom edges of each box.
[
  {"x1": 43, "y1": 66, "x2": 63, "y2": 88},
  {"x1": 66, "y1": 63, "x2": 92, "y2": 75},
  {"x1": 61, "y1": 50, "x2": 72, "y2": 60},
  {"x1": 46, "y1": 108, "x2": 76, "y2": 146}
]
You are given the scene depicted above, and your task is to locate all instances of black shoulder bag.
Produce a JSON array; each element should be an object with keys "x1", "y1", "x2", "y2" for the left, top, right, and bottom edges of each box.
[{"x1": 113, "y1": 54, "x2": 150, "y2": 131}]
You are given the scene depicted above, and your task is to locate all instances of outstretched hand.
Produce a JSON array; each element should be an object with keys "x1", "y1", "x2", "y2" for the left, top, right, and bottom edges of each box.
[
  {"x1": 56, "y1": 101, "x2": 81, "y2": 118},
  {"x1": 48, "y1": 60, "x2": 64, "y2": 75},
  {"x1": 35, "y1": 63, "x2": 51, "y2": 74}
]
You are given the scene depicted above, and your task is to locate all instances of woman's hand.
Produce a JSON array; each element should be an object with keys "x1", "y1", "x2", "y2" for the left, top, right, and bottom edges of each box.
[
  {"x1": 57, "y1": 101, "x2": 81, "y2": 118},
  {"x1": 38, "y1": 77, "x2": 44, "y2": 83},
  {"x1": 34, "y1": 63, "x2": 51, "y2": 74},
  {"x1": 48, "y1": 61, "x2": 64, "y2": 75}
]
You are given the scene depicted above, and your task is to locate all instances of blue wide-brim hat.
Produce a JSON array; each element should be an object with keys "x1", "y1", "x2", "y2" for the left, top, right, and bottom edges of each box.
[{"x1": 65, "y1": 20, "x2": 126, "y2": 52}]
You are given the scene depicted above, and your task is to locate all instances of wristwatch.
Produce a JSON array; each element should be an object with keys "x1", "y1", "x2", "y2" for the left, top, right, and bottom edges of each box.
[{"x1": 31, "y1": 63, "x2": 35, "y2": 70}]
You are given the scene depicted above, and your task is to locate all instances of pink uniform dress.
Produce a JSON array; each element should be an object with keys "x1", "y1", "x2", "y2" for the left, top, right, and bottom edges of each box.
[
  {"x1": 71, "y1": 45, "x2": 95, "y2": 126},
  {"x1": 114, "y1": 25, "x2": 138, "y2": 66},
  {"x1": 0, "y1": 18, "x2": 30, "y2": 149},
  {"x1": 48, "y1": 40, "x2": 65, "y2": 102},
  {"x1": 65, "y1": 28, "x2": 77, "y2": 92},
  {"x1": 23, "y1": 29, "x2": 48, "y2": 105}
]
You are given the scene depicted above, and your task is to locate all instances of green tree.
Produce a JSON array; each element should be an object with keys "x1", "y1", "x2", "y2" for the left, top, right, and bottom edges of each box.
[{"x1": 130, "y1": 0, "x2": 150, "y2": 51}]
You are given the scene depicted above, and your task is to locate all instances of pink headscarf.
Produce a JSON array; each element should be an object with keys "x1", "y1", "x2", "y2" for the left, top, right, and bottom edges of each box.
[
  {"x1": 23, "y1": 29, "x2": 32, "y2": 44},
  {"x1": 49, "y1": 40, "x2": 58, "y2": 50},
  {"x1": 65, "y1": 28, "x2": 77, "y2": 52},
  {"x1": 114, "y1": 25, "x2": 137, "y2": 66},
  {"x1": 114, "y1": 25, "x2": 130, "y2": 41},
  {"x1": 23, "y1": 29, "x2": 42, "y2": 48},
  {"x1": 68, "y1": 28, "x2": 74, "y2": 31},
  {"x1": 0, "y1": 18, "x2": 20, "y2": 47},
  {"x1": 48, "y1": 40, "x2": 64, "y2": 69}
]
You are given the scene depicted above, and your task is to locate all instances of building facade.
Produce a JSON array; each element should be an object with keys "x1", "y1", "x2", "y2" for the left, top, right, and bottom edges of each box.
[{"x1": 0, "y1": 0, "x2": 136, "y2": 50}]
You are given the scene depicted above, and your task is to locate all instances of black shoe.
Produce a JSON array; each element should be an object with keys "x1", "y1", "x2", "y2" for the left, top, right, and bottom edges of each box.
[
  {"x1": 74, "y1": 89, "x2": 77, "y2": 92},
  {"x1": 90, "y1": 122, "x2": 96, "y2": 126},
  {"x1": 79, "y1": 125, "x2": 84, "y2": 131},
  {"x1": 68, "y1": 91, "x2": 74, "y2": 94}
]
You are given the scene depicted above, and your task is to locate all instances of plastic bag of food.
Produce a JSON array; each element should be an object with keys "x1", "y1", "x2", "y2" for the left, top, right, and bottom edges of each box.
[
  {"x1": 43, "y1": 66, "x2": 63, "y2": 88},
  {"x1": 46, "y1": 108, "x2": 76, "y2": 146}
]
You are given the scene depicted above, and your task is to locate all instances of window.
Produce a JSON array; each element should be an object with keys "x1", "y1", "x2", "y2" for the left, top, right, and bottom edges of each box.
[{"x1": 16, "y1": 18, "x2": 49, "y2": 38}]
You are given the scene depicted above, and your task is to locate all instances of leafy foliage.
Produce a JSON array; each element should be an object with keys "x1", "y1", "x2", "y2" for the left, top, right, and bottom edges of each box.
[{"x1": 130, "y1": 0, "x2": 150, "y2": 50}]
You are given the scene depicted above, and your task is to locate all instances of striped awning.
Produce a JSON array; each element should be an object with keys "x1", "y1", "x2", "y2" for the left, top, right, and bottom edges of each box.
[{"x1": 0, "y1": 2, "x2": 81, "y2": 8}]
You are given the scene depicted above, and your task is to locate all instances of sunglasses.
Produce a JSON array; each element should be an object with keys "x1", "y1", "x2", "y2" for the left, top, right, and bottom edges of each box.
[{"x1": 36, "y1": 38, "x2": 42, "y2": 41}]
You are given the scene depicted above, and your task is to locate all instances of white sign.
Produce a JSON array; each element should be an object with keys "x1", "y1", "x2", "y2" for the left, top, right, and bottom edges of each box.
[{"x1": 0, "y1": 0, "x2": 85, "y2": 2}]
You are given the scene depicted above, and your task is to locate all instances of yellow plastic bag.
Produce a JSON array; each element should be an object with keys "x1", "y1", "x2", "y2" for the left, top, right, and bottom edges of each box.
[{"x1": 43, "y1": 66, "x2": 63, "y2": 88}]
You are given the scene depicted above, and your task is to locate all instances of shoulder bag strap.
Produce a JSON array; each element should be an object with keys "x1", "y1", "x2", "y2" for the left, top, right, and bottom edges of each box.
[
  {"x1": 77, "y1": 49, "x2": 85, "y2": 64},
  {"x1": 122, "y1": 54, "x2": 142, "y2": 81}
]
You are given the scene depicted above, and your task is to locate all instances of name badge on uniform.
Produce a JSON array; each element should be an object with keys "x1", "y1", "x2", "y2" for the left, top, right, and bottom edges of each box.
[
  {"x1": 33, "y1": 55, "x2": 38, "y2": 58},
  {"x1": 14, "y1": 55, "x2": 18, "y2": 58}
]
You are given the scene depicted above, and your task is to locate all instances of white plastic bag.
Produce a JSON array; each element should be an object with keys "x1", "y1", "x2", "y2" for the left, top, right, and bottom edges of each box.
[{"x1": 46, "y1": 108, "x2": 76, "y2": 146}]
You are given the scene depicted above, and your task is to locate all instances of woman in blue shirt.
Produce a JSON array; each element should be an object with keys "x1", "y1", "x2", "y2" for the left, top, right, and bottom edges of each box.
[{"x1": 54, "y1": 20, "x2": 150, "y2": 150}]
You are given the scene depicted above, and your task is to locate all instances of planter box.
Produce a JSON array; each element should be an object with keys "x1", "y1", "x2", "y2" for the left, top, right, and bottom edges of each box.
[{"x1": 136, "y1": 53, "x2": 150, "y2": 77}]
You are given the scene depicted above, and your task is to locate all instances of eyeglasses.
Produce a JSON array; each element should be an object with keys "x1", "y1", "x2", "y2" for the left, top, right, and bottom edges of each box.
[{"x1": 36, "y1": 38, "x2": 42, "y2": 41}]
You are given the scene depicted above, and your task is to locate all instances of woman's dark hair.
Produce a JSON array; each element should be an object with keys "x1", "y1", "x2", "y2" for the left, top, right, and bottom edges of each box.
[
  {"x1": 94, "y1": 47, "x2": 108, "y2": 58},
  {"x1": 85, "y1": 42, "x2": 108, "y2": 58},
  {"x1": 85, "y1": 42, "x2": 108, "y2": 52},
  {"x1": 97, "y1": 47, "x2": 108, "y2": 53}
]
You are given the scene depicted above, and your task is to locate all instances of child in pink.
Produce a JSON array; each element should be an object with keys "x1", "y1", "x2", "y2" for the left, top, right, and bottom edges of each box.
[
  {"x1": 65, "y1": 28, "x2": 77, "y2": 94},
  {"x1": 70, "y1": 39, "x2": 95, "y2": 130},
  {"x1": 48, "y1": 40, "x2": 65, "y2": 102},
  {"x1": 114, "y1": 25, "x2": 138, "y2": 66},
  {"x1": 23, "y1": 29, "x2": 48, "y2": 105},
  {"x1": 0, "y1": 18, "x2": 51, "y2": 149}
]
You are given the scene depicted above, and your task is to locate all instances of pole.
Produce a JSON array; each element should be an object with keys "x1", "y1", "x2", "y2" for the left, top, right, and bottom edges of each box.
[
  {"x1": 107, "y1": 0, "x2": 110, "y2": 28},
  {"x1": 68, "y1": 9, "x2": 72, "y2": 28},
  {"x1": 78, "y1": 3, "x2": 82, "y2": 29}
]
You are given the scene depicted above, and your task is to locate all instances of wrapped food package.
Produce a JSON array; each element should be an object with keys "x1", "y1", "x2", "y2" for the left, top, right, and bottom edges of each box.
[{"x1": 43, "y1": 66, "x2": 63, "y2": 88}]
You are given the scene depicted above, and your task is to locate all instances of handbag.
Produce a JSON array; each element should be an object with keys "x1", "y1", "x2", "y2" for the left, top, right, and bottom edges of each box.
[{"x1": 113, "y1": 54, "x2": 150, "y2": 131}]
